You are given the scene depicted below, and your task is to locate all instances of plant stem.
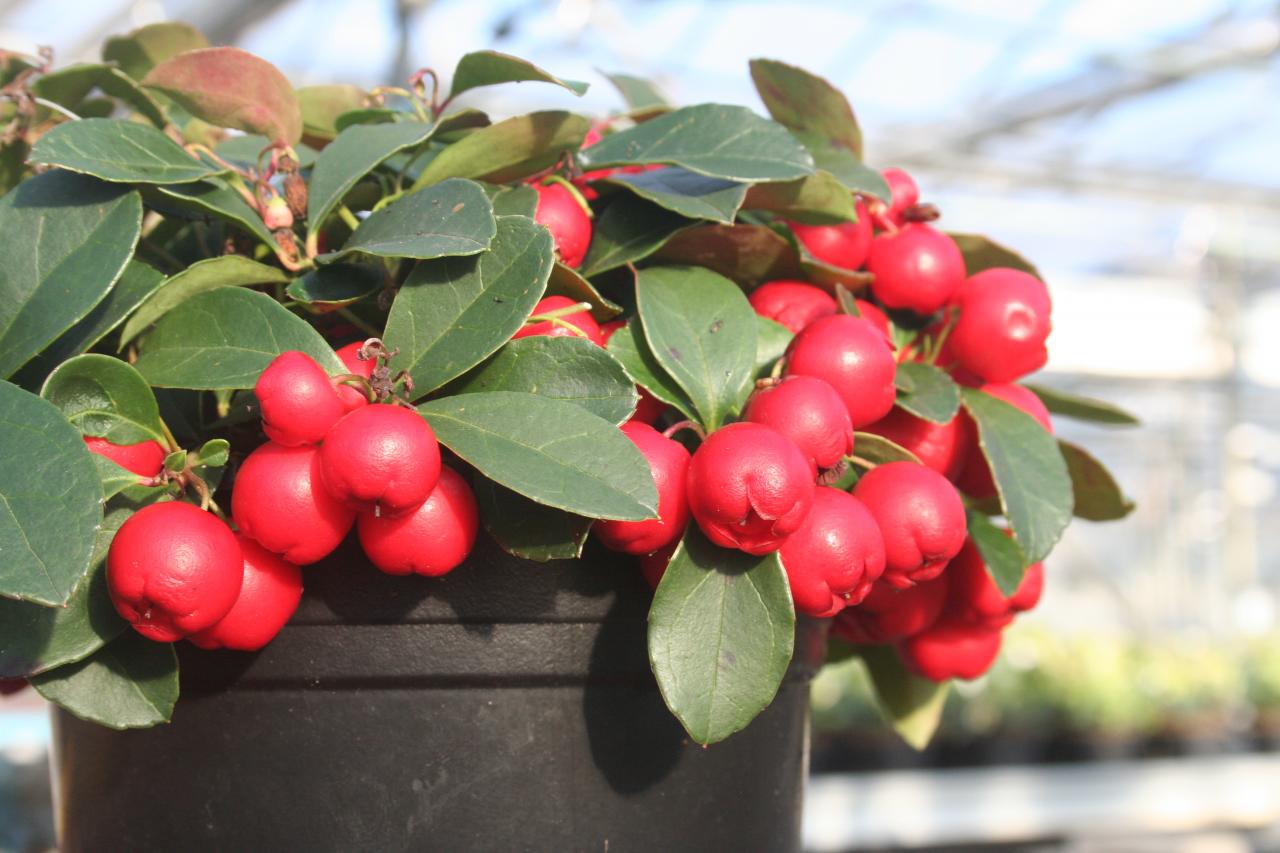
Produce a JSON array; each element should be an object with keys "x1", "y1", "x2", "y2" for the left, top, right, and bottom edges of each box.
[{"x1": 337, "y1": 205, "x2": 361, "y2": 231}]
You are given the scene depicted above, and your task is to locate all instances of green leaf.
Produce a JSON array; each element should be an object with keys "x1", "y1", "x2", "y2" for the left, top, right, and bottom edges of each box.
[
  {"x1": 602, "y1": 71, "x2": 670, "y2": 115},
  {"x1": 0, "y1": 170, "x2": 142, "y2": 379},
  {"x1": 755, "y1": 316, "x2": 793, "y2": 376},
  {"x1": 961, "y1": 387, "x2": 1072, "y2": 563},
  {"x1": 749, "y1": 58, "x2": 863, "y2": 161},
  {"x1": 142, "y1": 47, "x2": 302, "y2": 145},
  {"x1": 41, "y1": 354, "x2": 165, "y2": 445},
  {"x1": 580, "y1": 193, "x2": 694, "y2": 277},
  {"x1": 1023, "y1": 383, "x2": 1139, "y2": 427},
  {"x1": 853, "y1": 432, "x2": 921, "y2": 466},
  {"x1": 413, "y1": 111, "x2": 590, "y2": 188},
  {"x1": 473, "y1": 477, "x2": 591, "y2": 562},
  {"x1": 285, "y1": 263, "x2": 383, "y2": 310},
  {"x1": 30, "y1": 118, "x2": 222, "y2": 184},
  {"x1": 195, "y1": 438, "x2": 230, "y2": 468},
  {"x1": 858, "y1": 645, "x2": 950, "y2": 750},
  {"x1": 449, "y1": 336, "x2": 637, "y2": 424},
  {"x1": 385, "y1": 214, "x2": 551, "y2": 396},
  {"x1": 577, "y1": 104, "x2": 814, "y2": 182},
  {"x1": 1059, "y1": 439, "x2": 1135, "y2": 522},
  {"x1": 484, "y1": 182, "x2": 538, "y2": 217},
  {"x1": 93, "y1": 454, "x2": 144, "y2": 499},
  {"x1": 743, "y1": 170, "x2": 857, "y2": 225},
  {"x1": 296, "y1": 84, "x2": 366, "y2": 143},
  {"x1": 307, "y1": 120, "x2": 436, "y2": 231},
  {"x1": 948, "y1": 232, "x2": 1043, "y2": 280},
  {"x1": 654, "y1": 223, "x2": 802, "y2": 287},
  {"x1": 796, "y1": 136, "x2": 890, "y2": 200},
  {"x1": 134, "y1": 287, "x2": 343, "y2": 390},
  {"x1": 31, "y1": 630, "x2": 178, "y2": 730},
  {"x1": 636, "y1": 266, "x2": 757, "y2": 430},
  {"x1": 448, "y1": 50, "x2": 588, "y2": 99},
  {"x1": 152, "y1": 178, "x2": 276, "y2": 246},
  {"x1": 965, "y1": 509, "x2": 1027, "y2": 596},
  {"x1": 605, "y1": 319, "x2": 696, "y2": 420},
  {"x1": 213, "y1": 134, "x2": 318, "y2": 169},
  {"x1": 0, "y1": 561, "x2": 125, "y2": 679},
  {"x1": 546, "y1": 261, "x2": 621, "y2": 321},
  {"x1": 102, "y1": 21, "x2": 209, "y2": 81},
  {"x1": 602, "y1": 168, "x2": 746, "y2": 224},
  {"x1": 319, "y1": 177, "x2": 495, "y2": 264},
  {"x1": 419, "y1": 391, "x2": 658, "y2": 521},
  {"x1": 648, "y1": 526, "x2": 795, "y2": 745},
  {"x1": 335, "y1": 107, "x2": 401, "y2": 132},
  {"x1": 894, "y1": 362, "x2": 960, "y2": 424},
  {"x1": 0, "y1": 381, "x2": 103, "y2": 606},
  {"x1": 32, "y1": 63, "x2": 168, "y2": 127},
  {"x1": 119, "y1": 255, "x2": 290, "y2": 346}
]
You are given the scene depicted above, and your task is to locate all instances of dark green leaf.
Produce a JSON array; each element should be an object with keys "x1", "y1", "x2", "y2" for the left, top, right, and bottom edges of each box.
[
  {"x1": 797, "y1": 136, "x2": 890, "y2": 200},
  {"x1": 858, "y1": 645, "x2": 949, "y2": 750},
  {"x1": 602, "y1": 71, "x2": 670, "y2": 115},
  {"x1": 152, "y1": 178, "x2": 277, "y2": 246},
  {"x1": 484, "y1": 182, "x2": 538, "y2": 217},
  {"x1": 419, "y1": 391, "x2": 658, "y2": 521},
  {"x1": 894, "y1": 362, "x2": 960, "y2": 424},
  {"x1": 286, "y1": 263, "x2": 383, "y2": 310},
  {"x1": 965, "y1": 509, "x2": 1027, "y2": 596},
  {"x1": 0, "y1": 381, "x2": 103, "y2": 606},
  {"x1": 636, "y1": 265, "x2": 757, "y2": 430},
  {"x1": 654, "y1": 223, "x2": 802, "y2": 287},
  {"x1": 102, "y1": 21, "x2": 209, "y2": 81},
  {"x1": 961, "y1": 387, "x2": 1072, "y2": 563},
  {"x1": 1059, "y1": 439, "x2": 1135, "y2": 521},
  {"x1": 0, "y1": 561, "x2": 125, "y2": 679},
  {"x1": 296, "y1": 84, "x2": 367, "y2": 143},
  {"x1": 0, "y1": 171, "x2": 141, "y2": 379},
  {"x1": 948, "y1": 232, "x2": 1043, "y2": 280},
  {"x1": 307, "y1": 120, "x2": 435, "y2": 231},
  {"x1": 31, "y1": 630, "x2": 178, "y2": 730},
  {"x1": 605, "y1": 319, "x2": 697, "y2": 420},
  {"x1": 474, "y1": 477, "x2": 591, "y2": 562},
  {"x1": 134, "y1": 287, "x2": 343, "y2": 389},
  {"x1": 30, "y1": 119, "x2": 222, "y2": 184},
  {"x1": 94, "y1": 454, "x2": 144, "y2": 499},
  {"x1": 743, "y1": 170, "x2": 856, "y2": 224},
  {"x1": 749, "y1": 58, "x2": 863, "y2": 160},
  {"x1": 1024, "y1": 383, "x2": 1139, "y2": 427},
  {"x1": 32, "y1": 64, "x2": 168, "y2": 127},
  {"x1": 212, "y1": 134, "x2": 318, "y2": 169},
  {"x1": 413, "y1": 111, "x2": 590, "y2": 188},
  {"x1": 320, "y1": 177, "x2": 495, "y2": 264},
  {"x1": 448, "y1": 50, "x2": 588, "y2": 99},
  {"x1": 648, "y1": 526, "x2": 795, "y2": 745},
  {"x1": 577, "y1": 104, "x2": 813, "y2": 182},
  {"x1": 602, "y1": 167, "x2": 746, "y2": 224},
  {"x1": 41, "y1": 354, "x2": 165, "y2": 444},
  {"x1": 385, "y1": 214, "x2": 551, "y2": 395},
  {"x1": 546, "y1": 261, "x2": 621, "y2": 321},
  {"x1": 755, "y1": 316, "x2": 793, "y2": 376},
  {"x1": 580, "y1": 193, "x2": 694, "y2": 277},
  {"x1": 334, "y1": 108, "x2": 401, "y2": 132},
  {"x1": 853, "y1": 432, "x2": 921, "y2": 466}
]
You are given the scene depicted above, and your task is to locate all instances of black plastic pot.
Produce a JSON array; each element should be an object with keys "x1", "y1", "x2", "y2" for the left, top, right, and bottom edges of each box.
[{"x1": 51, "y1": 536, "x2": 825, "y2": 852}]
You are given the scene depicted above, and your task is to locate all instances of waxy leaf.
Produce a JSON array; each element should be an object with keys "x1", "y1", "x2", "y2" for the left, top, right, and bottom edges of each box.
[
  {"x1": 796, "y1": 136, "x2": 890, "y2": 200},
  {"x1": 286, "y1": 263, "x2": 384, "y2": 309},
  {"x1": 655, "y1": 223, "x2": 802, "y2": 287},
  {"x1": 1059, "y1": 440, "x2": 1135, "y2": 522},
  {"x1": 474, "y1": 478, "x2": 591, "y2": 562},
  {"x1": 307, "y1": 120, "x2": 436, "y2": 231},
  {"x1": 649, "y1": 527, "x2": 795, "y2": 745},
  {"x1": 32, "y1": 630, "x2": 178, "y2": 730},
  {"x1": 419, "y1": 391, "x2": 658, "y2": 521},
  {"x1": 103, "y1": 22, "x2": 209, "y2": 81},
  {"x1": 853, "y1": 432, "x2": 921, "y2": 466},
  {"x1": 949, "y1": 232, "x2": 1042, "y2": 280},
  {"x1": 32, "y1": 64, "x2": 168, "y2": 127},
  {"x1": 858, "y1": 645, "x2": 949, "y2": 750},
  {"x1": 0, "y1": 561, "x2": 125, "y2": 679},
  {"x1": 602, "y1": 167, "x2": 746, "y2": 224},
  {"x1": 134, "y1": 287, "x2": 343, "y2": 389},
  {"x1": 0, "y1": 381, "x2": 102, "y2": 606},
  {"x1": 320, "y1": 177, "x2": 495, "y2": 264},
  {"x1": 580, "y1": 193, "x2": 694, "y2": 277},
  {"x1": 743, "y1": 170, "x2": 857, "y2": 224},
  {"x1": 603, "y1": 71, "x2": 671, "y2": 115},
  {"x1": 894, "y1": 362, "x2": 960, "y2": 424},
  {"x1": 1024, "y1": 383, "x2": 1139, "y2": 426},
  {"x1": 755, "y1": 316, "x2": 793, "y2": 376},
  {"x1": 448, "y1": 51, "x2": 588, "y2": 100},
  {"x1": 413, "y1": 111, "x2": 590, "y2": 188},
  {"x1": 605, "y1": 320, "x2": 696, "y2": 421},
  {"x1": 142, "y1": 47, "x2": 302, "y2": 145},
  {"x1": 965, "y1": 509, "x2": 1027, "y2": 596},
  {"x1": 749, "y1": 58, "x2": 863, "y2": 161},
  {"x1": 296, "y1": 84, "x2": 367, "y2": 143},
  {"x1": 546, "y1": 262, "x2": 621, "y2": 321},
  {"x1": 577, "y1": 104, "x2": 814, "y2": 181},
  {"x1": 636, "y1": 266, "x2": 757, "y2": 430},
  {"x1": 152, "y1": 179, "x2": 274, "y2": 247},
  {"x1": 41, "y1": 355, "x2": 165, "y2": 445},
  {"x1": 483, "y1": 182, "x2": 538, "y2": 217},
  {"x1": 0, "y1": 170, "x2": 141, "y2": 379}
]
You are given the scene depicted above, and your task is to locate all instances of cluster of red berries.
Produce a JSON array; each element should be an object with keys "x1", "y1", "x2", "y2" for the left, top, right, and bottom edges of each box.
[{"x1": 100, "y1": 343, "x2": 479, "y2": 652}]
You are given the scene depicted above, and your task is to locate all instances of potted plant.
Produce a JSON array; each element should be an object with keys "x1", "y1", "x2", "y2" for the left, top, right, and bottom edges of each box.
[{"x1": 0, "y1": 22, "x2": 1136, "y2": 851}]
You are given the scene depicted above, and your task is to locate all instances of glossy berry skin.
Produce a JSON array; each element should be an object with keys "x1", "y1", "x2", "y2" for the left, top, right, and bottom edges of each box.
[
  {"x1": 946, "y1": 539, "x2": 1044, "y2": 630},
  {"x1": 865, "y1": 409, "x2": 969, "y2": 480},
  {"x1": 233, "y1": 443, "x2": 355, "y2": 565},
  {"x1": 685, "y1": 422, "x2": 815, "y2": 556},
  {"x1": 949, "y1": 268, "x2": 1052, "y2": 382},
  {"x1": 785, "y1": 314, "x2": 897, "y2": 428},
  {"x1": 595, "y1": 422, "x2": 691, "y2": 555},
  {"x1": 320, "y1": 404, "x2": 442, "y2": 517},
  {"x1": 867, "y1": 224, "x2": 965, "y2": 315},
  {"x1": 877, "y1": 168, "x2": 919, "y2": 226},
  {"x1": 853, "y1": 462, "x2": 966, "y2": 589},
  {"x1": 779, "y1": 488, "x2": 885, "y2": 617},
  {"x1": 855, "y1": 300, "x2": 892, "y2": 341},
  {"x1": 358, "y1": 465, "x2": 478, "y2": 576},
  {"x1": 639, "y1": 541, "x2": 678, "y2": 591},
  {"x1": 534, "y1": 182, "x2": 592, "y2": 268},
  {"x1": 334, "y1": 341, "x2": 375, "y2": 412},
  {"x1": 512, "y1": 295, "x2": 605, "y2": 346},
  {"x1": 82, "y1": 436, "x2": 166, "y2": 478},
  {"x1": 188, "y1": 534, "x2": 303, "y2": 651},
  {"x1": 899, "y1": 618, "x2": 1002, "y2": 682},
  {"x1": 254, "y1": 351, "x2": 346, "y2": 447},
  {"x1": 788, "y1": 200, "x2": 873, "y2": 269},
  {"x1": 956, "y1": 382, "x2": 1052, "y2": 500},
  {"x1": 743, "y1": 376, "x2": 853, "y2": 472},
  {"x1": 107, "y1": 502, "x2": 243, "y2": 642},
  {"x1": 831, "y1": 574, "x2": 948, "y2": 645},
  {"x1": 748, "y1": 280, "x2": 837, "y2": 334}
]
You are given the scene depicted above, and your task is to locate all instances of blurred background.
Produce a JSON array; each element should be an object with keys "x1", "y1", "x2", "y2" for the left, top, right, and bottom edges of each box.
[{"x1": 4, "y1": 0, "x2": 1280, "y2": 850}]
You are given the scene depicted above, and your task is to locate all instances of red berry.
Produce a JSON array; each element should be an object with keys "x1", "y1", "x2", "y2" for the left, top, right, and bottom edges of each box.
[
  {"x1": 788, "y1": 200, "x2": 873, "y2": 269},
  {"x1": 188, "y1": 534, "x2": 303, "y2": 651},
  {"x1": 831, "y1": 574, "x2": 948, "y2": 645},
  {"x1": 599, "y1": 319, "x2": 625, "y2": 342},
  {"x1": 319, "y1": 404, "x2": 442, "y2": 516},
  {"x1": 233, "y1": 443, "x2": 355, "y2": 564},
  {"x1": 334, "y1": 342, "x2": 375, "y2": 412},
  {"x1": 534, "y1": 182, "x2": 592, "y2": 268},
  {"x1": 254, "y1": 351, "x2": 346, "y2": 447},
  {"x1": 784, "y1": 314, "x2": 897, "y2": 428},
  {"x1": 945, "y1": 539, "x2": 1043, "y2": 630},
  {"x1": 948, "y1": 268, "x2": 1051, "y2": 382},
  {"x1": 899, "y1": 618, "x2": 1002, "y2": 682},
  {"x1": 867, "y1": 223, "x2": 965, "y2": 315},
  {"x1": 639, "y1": 541, "x2": 678, "y2": 591},
  {"x1": 853, "y1": 462, "x2": 966, "y2": 589},
  {"x1": 631, "y1": 389, "x2": 667, "y2": 425},
  {"x1": 595, "y1": 422, "x2": 691, "y2": 555},
  {"x1": 854, "y1": 299, "x2": 892, "y2": 341},
  {"x1": 743, "y1": 375, "x2": 853, "y2": 472},
  {"x1": 107, "y1": 502, "x2": 243, "y2": 642},
  {"x1": 82, "y1": 436, "x2": 166, "y2": 478},
  {"x1": 685, "y1": 422, "x2": 815, "y2": 556},
  {"x1": 512, "y1": 295, "x2": 605, "y2": 346},
  {"x1": 357, "y1": 465, "x2": 478, "y2": 576},
  {"x1": 955, "y1": 383, "x2": 1052, "y2": 500},
  {"x1": 864, "y1": 410, "x2": 969, "y2": 480},
  {"x1": 779, "y1": 488, "x2": 885, "y2": 616},
  {"x1": 876, "y1": 168, "x2": 919, "y2": 226},
  {"x1": 748, "y1": 280, "x2": 837, "y2": 333}
]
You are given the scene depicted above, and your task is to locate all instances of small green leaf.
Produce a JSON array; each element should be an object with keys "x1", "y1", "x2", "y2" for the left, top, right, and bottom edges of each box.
[
  {"x1": 40, "y1": 354, "x2": 165, "y2": 445},
  {"x1": 636, "y1": 266, "x2": 757, "y2": 430},
  {"x1": 413, "y1": 111, "x2": 590, "y2": 188},
  {"x1": 743, "y1": 170, "x2": 857, "y2": 225},
  {"x1": 307, "y1": 120, "x2": 436, "y2": 232},
  {"x1": 605, "y1": 319, "x2": 697, "y2": 421},
  {"x1": 30, "y1": 119, "x2": 222, "y2": 184},
  {"x1": 195, "y1": 438, "x2": 230, "y2": 468},
  {"x1": 1059, "y1": 439, "x2": 1135, "y2": 522},
  {"x1": 296, "y1": 84, "x2": 367, "y2": 143},
  {"x1": 32, "y1": 63, "x2": 168, "y2": 127},
  {"x1": 546, "y1": 262, "x2": 621, "y2": 321},
  {"x1": 965, "y1": 509, "x2": 1027, "y2": 596},
  {"x1": 755, "y1": 316, "x2": 793, "y2": 377},
  {"x1": 448, "y1": 50, "x2": 588, "y2": 100},
  {"x1": 1024, "y1": 383, "x2": 1139, "y2": 427},
  {"x1": 948, "y1": 232, "x2": 1042, "y2": 280},
  {"x1": 749, "y1": 58, "x2": 863, "y2": 161},
  {"x1": 858, "y1": 645, "x2": 950, "y2": 750},
  {"x1": 161, "y1": 450, "x2": 186, "y2": 473},
  {"x1": 648, "y1": 526, "x2": 795, "y2": 745},
  {"x1": 580, "y1": 193, "x2": 694, "y2": 277},
  {"x1": 419, "y1": 391, "x2": 658, "y2": 521},
  {"x1": 602, "y1": 168, "x2": 746, "y2": 224},
  {"x1": 32, "y1": 630, "x2": 178, "y2": 730},
  {"x1": 655, "y1": 223, "x2": 803, "y2": 287},
  {"x1": 0, "y1": 561, "x2": 125, "y2": 679},
  {"x1": 473, "y1": 477, "x2": 591, "y2": 562},
  {"x1": 102, "y1": 21, "x2": 209, "y2": 81},
  {"x1": 894, "y1": 362, "x2": 960, "y2": 424},
  {"x1": 853, "y1": 432, "x2": 921, "y2": 466},
  {"x1": 602, "y1": 71, "x2": 670, "y2": 115},
  {"x1": 152, "y1": 178, "x2": 277, "y2": 247},
  {"x1": 577, "y1": 104, "x2": 813, "y2": 182},
  {"x1": 286, "y1": 263, "x2": 383, "y2": 310}
]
